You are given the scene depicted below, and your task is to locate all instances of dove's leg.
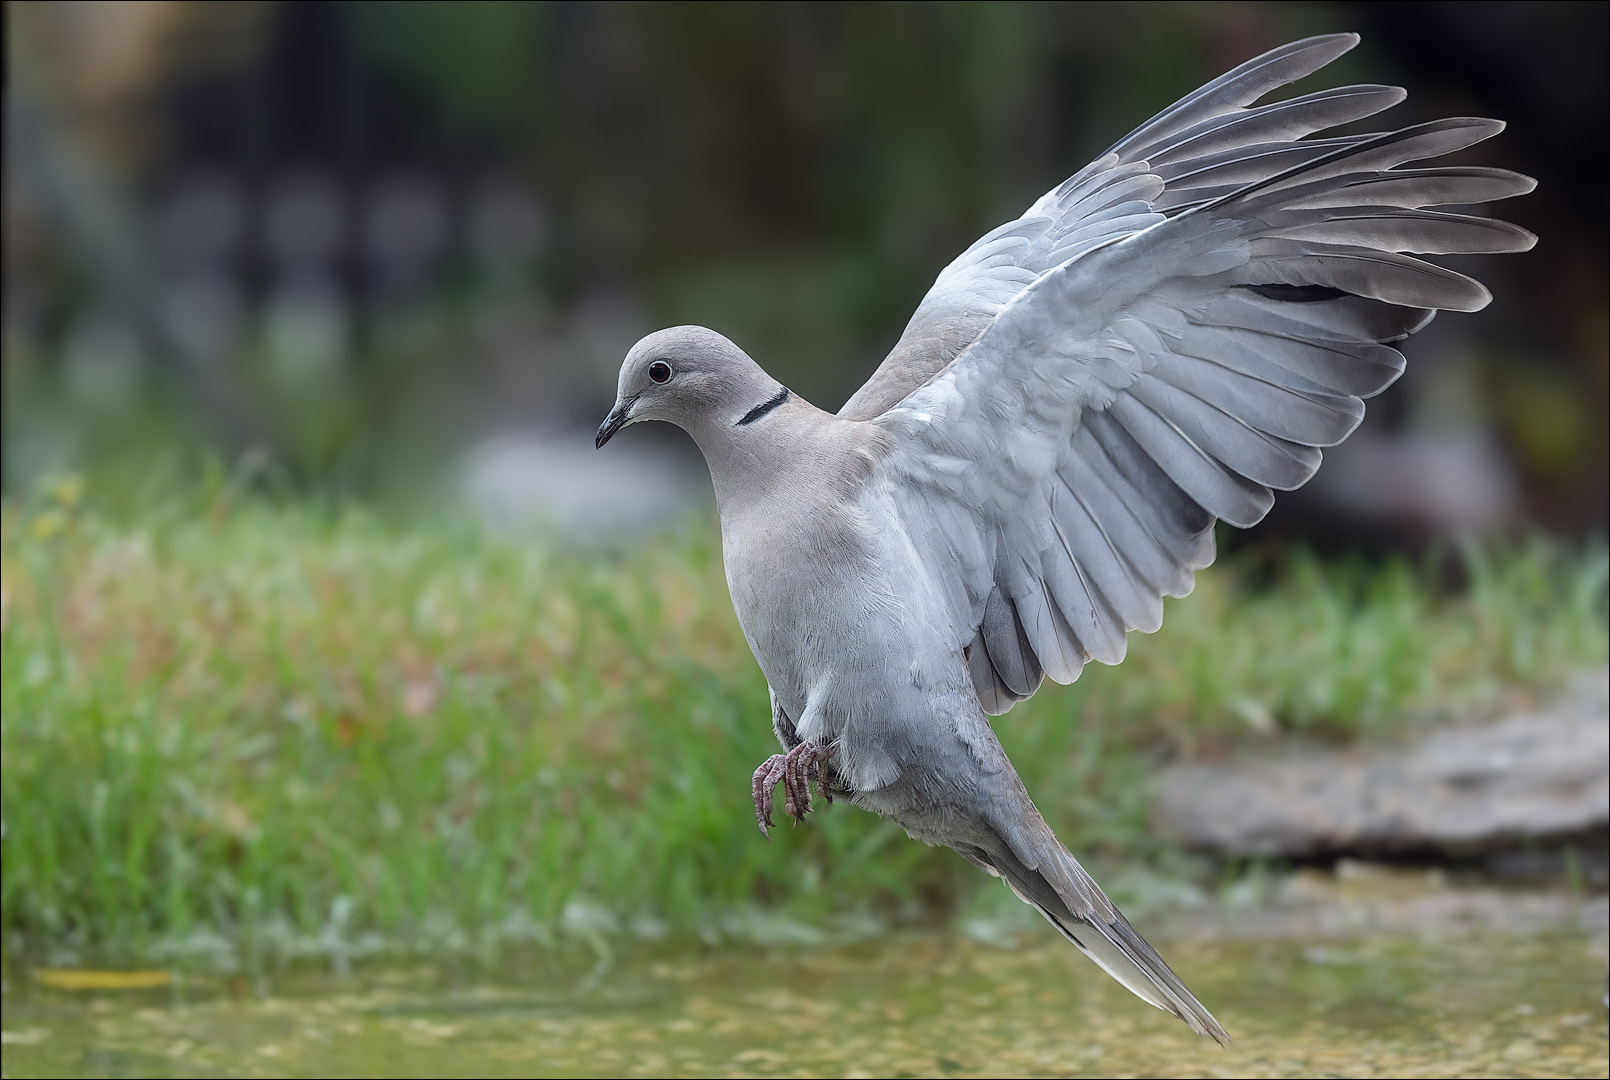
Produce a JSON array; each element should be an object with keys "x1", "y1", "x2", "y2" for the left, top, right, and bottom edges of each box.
[
  {"x1": 770, "y1": 692, "x2": 802, "y2": 750},
  {"x1": 751, "y1": 740, "x2": 834, "y2": 838},
  {"x1": 751, "y1": 754, "x2": 790, "y2": 835}
]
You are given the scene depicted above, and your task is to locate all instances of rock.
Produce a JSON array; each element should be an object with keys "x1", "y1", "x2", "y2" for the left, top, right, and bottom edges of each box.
[
  {"x1": 1152, "y1": 669, "x2": 1609, "y2": 858},
  {"x1": 1154, "y1": 863, "x2": 1610, "y2": 943}
]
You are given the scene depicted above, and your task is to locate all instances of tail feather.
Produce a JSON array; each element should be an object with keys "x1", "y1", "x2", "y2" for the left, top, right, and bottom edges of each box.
[{"x1": 980, "y1": 823, "x2": 1231, "y2": 1045}]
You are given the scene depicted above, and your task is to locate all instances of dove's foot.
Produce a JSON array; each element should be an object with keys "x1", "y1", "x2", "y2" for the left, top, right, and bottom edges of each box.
[{"x1": 752, "y1": 739, "x2": 832, "y2": 838}]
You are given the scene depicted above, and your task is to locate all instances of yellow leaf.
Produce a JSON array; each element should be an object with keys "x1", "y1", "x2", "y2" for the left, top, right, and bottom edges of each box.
[
  {"x1": 28, "y1": 511, "x2": 65, "y2": 540},
  {"x1": 51, "y1": 475, "x2": 85, "y2": 508},
  {"x1": 32, "y1": 968, "x2": 171, "y2": 990}
]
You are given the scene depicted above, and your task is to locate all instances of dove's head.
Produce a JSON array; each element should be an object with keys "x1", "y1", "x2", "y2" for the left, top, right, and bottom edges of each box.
[{"x1": 595, "y1": 325, "x2": 784, "y2": 448}]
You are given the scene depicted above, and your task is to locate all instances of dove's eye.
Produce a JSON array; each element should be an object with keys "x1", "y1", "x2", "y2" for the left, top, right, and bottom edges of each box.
[{"x1": 648, "y1": 361, "x2": 673, "y2": 384}]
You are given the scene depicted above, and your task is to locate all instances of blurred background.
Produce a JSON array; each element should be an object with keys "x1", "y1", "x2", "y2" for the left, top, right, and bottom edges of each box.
[
  {"x1": 6, "y1": 0, "x2": 1607, "y2": 543},
  {"x1": 4, "y1": 10, "x2": 1608, "y2": 1069}
]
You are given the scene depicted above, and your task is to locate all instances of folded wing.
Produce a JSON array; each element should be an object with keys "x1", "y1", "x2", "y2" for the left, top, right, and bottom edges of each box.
[{"x1": 855, "y1": 35, "x2": 1534, "y2": 713}]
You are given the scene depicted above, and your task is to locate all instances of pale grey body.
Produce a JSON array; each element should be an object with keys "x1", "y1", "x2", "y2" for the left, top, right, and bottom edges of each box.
[{"x1": 595, "y1": 35, "x2": 1534, "y2": 1044}]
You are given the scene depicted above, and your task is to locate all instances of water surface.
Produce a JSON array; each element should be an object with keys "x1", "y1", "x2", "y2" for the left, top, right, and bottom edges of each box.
[{"x1": 3, "y1": 933, "x2": 1605, "y2": 1078}]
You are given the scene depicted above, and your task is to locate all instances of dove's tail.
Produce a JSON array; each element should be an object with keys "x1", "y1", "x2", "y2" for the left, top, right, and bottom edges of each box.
[{"x1": 975, "y1": 814, "x2": 1231, "y2": 1045}]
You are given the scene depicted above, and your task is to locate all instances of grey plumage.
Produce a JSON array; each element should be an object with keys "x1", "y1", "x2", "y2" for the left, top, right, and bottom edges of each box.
[{"x1": 596, "y1": 34, "x2": 1533, "y2": 1046}]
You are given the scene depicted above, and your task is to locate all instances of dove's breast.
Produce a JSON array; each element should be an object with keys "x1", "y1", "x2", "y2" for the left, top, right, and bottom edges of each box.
[{"x1": 716, "y1": 446, "x2": 982, "y2": 794}]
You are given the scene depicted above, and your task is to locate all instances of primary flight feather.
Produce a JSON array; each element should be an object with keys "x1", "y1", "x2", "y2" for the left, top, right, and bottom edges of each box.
[{"x1": 595, "y1": 33, "x2": 1534, "y2": 1043}]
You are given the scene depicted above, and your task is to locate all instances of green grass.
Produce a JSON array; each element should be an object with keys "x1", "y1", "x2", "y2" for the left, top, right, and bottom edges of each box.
[{"x1": 2, "y1": 479, "x2": 1606, "y2": 964}]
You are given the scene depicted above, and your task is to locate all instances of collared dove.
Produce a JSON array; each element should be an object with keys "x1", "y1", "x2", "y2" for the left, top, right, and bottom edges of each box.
[{"x1": 595, "y1": 34, "x2": 1533, "y2": 1043}]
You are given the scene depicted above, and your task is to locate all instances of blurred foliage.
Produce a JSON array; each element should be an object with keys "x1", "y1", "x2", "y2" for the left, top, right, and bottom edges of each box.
[
  {"x1": 3, "y1": 481, "x2": 1604, "y2": 963},
  {"x1": 5, "y1": 2, "x2": 1605, "y2": 528}
]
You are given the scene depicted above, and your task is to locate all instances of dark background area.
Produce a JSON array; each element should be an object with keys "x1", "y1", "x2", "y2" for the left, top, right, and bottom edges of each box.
[{"x1": 6, "y1": 1, "x2": 1606, "y2": 543}]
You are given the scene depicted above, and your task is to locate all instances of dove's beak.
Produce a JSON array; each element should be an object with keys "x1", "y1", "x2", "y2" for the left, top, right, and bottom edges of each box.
[{"x1": 594, "y1": 395, "x2": 637, "y2": 449}]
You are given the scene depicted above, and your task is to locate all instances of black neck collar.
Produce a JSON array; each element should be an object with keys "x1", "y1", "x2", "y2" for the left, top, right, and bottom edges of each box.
[{"x1": 736, "y1": 387, "x2": 790, "y2": 426}]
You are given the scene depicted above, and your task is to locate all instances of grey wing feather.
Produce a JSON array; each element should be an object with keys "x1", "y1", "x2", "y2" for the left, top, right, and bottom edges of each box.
[
  {"x1": 839, "y1": 33, "x2": 1399, "y2": 422},
  {"x1": 858, "y1": 35, "x2": 1534, "y2": 714}
]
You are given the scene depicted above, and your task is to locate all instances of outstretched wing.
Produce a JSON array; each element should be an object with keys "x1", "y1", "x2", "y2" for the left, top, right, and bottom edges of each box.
[
  {"x1": 841, "y1": 33, "x2": 1409, "y2": 421},
  {"x1": 860, "y1": 36, "x2": 1534, "y2": 714}
]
